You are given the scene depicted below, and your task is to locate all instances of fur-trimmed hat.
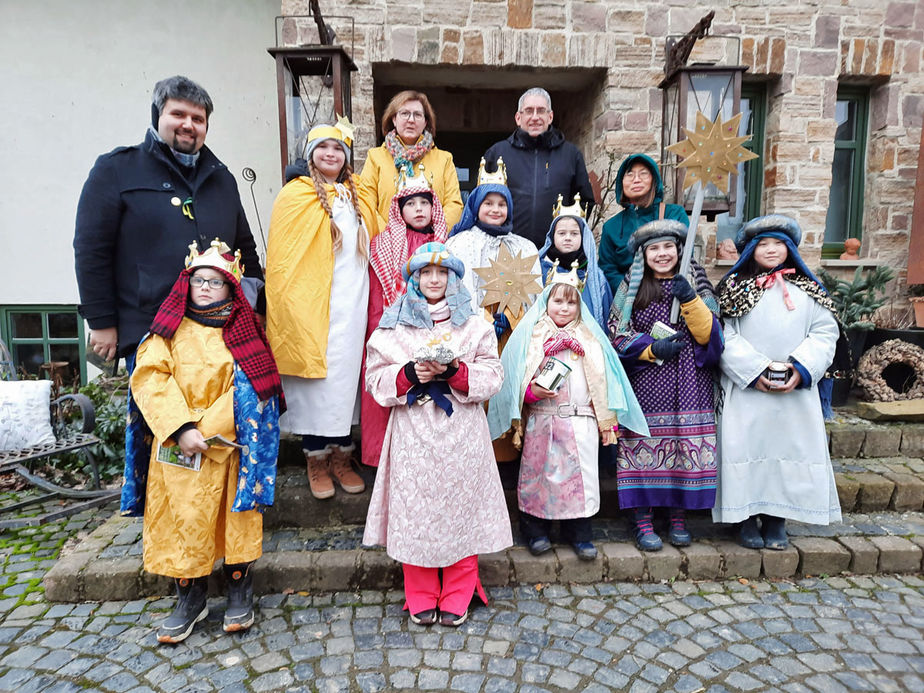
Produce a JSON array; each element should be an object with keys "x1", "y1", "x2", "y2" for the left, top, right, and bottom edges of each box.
[
  {"x1": 627, "y1": 219, "x2": 687, "y2": 256},
  {"x1": 402, "y1": 242, "x2": 466, "y2": 282},
  {"x1": 734, "y1": 214, "x2": 801, "y2": 252}
]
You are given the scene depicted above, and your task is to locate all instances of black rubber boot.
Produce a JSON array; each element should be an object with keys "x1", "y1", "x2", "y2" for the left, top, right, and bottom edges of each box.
[
  {"x1": 762, "y1": 515, "x2": 789, "y2": 550},
  {"x1": 157, "y1": 576, "x2": 209, "y2": 644},
  {"x1": 223, "y1": 562, "x2": 255, "y2": 633},
  {"x1": 738, "y1": 515, "x2": 765, "y2": 549}
]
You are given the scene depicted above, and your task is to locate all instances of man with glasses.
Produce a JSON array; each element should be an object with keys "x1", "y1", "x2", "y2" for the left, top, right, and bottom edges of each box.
[
  {"x1": 74, "y1": 75, "x2": 263, "y2": 365},
  {"x1": 483, "y1": 87, "x2": 595, "y2": 248}
]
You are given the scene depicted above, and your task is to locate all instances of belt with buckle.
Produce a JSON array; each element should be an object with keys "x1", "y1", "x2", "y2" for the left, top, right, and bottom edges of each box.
[{"x1": 532, "y1": 402, "x2": 595, "y2": 418}]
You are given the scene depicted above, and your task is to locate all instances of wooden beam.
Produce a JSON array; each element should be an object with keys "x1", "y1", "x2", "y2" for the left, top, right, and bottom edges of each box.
[{"x1": 906, "y1": 125, "x2": 924, "y2": 284}]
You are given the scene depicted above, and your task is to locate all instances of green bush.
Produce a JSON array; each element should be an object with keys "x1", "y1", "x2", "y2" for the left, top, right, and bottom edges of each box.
[
  {"x1": 817, "y1": 265, "x2": 894, "y2": 331},
  {"x1": 78, "y1": 374, "x2": 129, "y2": 482}
]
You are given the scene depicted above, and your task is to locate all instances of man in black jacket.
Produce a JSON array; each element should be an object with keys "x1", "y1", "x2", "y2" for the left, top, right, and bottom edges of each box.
[
  {"x1": 483, "y1": 87, "x2": 595, "y2": 248},
  {"x1": 74, "y1": 75, "x2": 263, "y2": 362}
]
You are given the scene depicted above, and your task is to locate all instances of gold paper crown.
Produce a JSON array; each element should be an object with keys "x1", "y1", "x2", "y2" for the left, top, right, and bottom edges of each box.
[
  {"x1": 545, "y1": 259, "x2": 585, "y2": 292},
  {"x1": 553, "y1": 193, "x2": 586, "y2": 219},
  {"x1": 396, "y1": 163, "x2": 434, "y2": 194},
  {"x1": 477, "y1": 157, "x2": 507, "y2": 186},
  {"x1": 185, "y1": 238, "x2": 243, "y2": 282}
]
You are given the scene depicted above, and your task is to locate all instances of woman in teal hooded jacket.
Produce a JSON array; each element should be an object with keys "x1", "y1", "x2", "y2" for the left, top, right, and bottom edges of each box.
[{"x1": 599, "y1": 154, "x2": 689, "y2": 292}]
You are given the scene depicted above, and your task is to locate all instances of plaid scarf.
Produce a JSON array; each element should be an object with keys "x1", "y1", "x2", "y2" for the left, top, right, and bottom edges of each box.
[
  {"x1": 384, "y1": 129, "x2": 434, "y2": 175},
  {"x1": 370, "y1": 185, "x2": 448, "y2": 306},
  {"x1": 150, "y1": 266, "x2": 286, "y2": 409},
  {"x1": 544, "y1": 331, "x2": 585, "y2": 357}
]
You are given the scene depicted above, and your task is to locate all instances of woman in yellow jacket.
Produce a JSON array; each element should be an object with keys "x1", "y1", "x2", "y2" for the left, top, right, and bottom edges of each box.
[
  {"x1": 266, "y1": 123, "x2": 380, "y2": 499},
  {"x1": 360, "y1": 90, "x2": 464, "y2": 231}
]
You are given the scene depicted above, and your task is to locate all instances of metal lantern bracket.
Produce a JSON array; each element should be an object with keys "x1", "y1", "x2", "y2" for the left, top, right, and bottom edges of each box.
[{"x1": 269, "y1": 14, "x2": 358, "y2": 183}]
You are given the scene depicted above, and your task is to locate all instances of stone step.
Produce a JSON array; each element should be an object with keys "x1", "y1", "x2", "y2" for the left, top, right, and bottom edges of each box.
[
  {"x1": 827, "y1": 416, "x2": 924, "y2": 458},
  {"x1": 43, "y1": 511, "x2": 924, "y2": 602},
  {"x1": 264, "y1": 456, "x2": 924, "y2": 530}
]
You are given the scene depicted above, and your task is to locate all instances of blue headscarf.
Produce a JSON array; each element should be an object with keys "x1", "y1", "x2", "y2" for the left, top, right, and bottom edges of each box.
[
  {"x1": 722, "y1": 214, "x2": 825, "y2": 289},
  {"x1": 487, "y1": 282, "x2": 649, "y2": 440},
  {"x1": 539, "y1": 214, "x2": 613, "y2": 329},
  {"x1": 379, "y1": 242, "x2": 475, "y2": 329},
  {"x1": 449, "y1": 184, "x2": 513, "y2": 237}
]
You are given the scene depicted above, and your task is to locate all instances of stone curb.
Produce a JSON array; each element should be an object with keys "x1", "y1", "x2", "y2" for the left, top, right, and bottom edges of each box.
[
  {"x1": 834, "y1": 465, "x2": 924, "y2": 513},
  {"x1": 43, "y1": 522, "x2": 923, "y2": 602},
  {"x1": 827, "y1": 420, "x2": 924, "y2": 459},
  {"x1": 262, "y1": 463, "x2": 924, "y2": 530}
]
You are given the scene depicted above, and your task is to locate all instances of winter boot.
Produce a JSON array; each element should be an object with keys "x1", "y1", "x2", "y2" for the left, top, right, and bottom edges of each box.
[
  {"x1": 761, "y1": 515, "x2": 788, "y2": 550},
  {"x1": 330, "y1": 445, "x2": 365, "y2": 494},
  {"x1": 305, "y1": 448, "x2": 335, "y2": 499},
  {"x1": 633, "y1": 508, "x2": 663, "y2": 552},
  {"x1": 738, "y1": 515, "x2": 764, "y2": 549},
  {"x1": 667, "y1": 508, "x2": 692, "y2": 547},
  {"x1": 157, "y1": 576, "x2": 209, "y2": 644},
  {"x1": 223, "y1": 562, "x2": 255, "y2": 632}
]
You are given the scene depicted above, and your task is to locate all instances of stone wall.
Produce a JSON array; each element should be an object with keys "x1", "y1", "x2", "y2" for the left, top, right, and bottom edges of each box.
[{"x1": 281, "y1": 0, "x2": 923, "y2": 272}]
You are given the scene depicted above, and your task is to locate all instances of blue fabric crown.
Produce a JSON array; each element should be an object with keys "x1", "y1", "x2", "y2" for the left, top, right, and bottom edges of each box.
[{"x1": 380, "y1": 242, "x2": 475, "y2": 329}]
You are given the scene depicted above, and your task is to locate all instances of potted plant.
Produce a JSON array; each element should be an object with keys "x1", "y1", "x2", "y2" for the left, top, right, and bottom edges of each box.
[
  {"x1": 867, "y1": 297, "x2": 922, "y2": 350},
  {"x1": 817, "y1": 265, "x2": 895, "y2": 405},
  {"x1": 909, "y1": 284, "x2": 924, "y2": 328}
]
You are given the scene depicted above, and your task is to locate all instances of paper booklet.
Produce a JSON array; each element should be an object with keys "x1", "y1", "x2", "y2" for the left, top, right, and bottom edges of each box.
[
  {"x1": 649, "y1": 320, "x2": 678, "y2": 366},
  {"x1": 203, "y1": 434, "x2": 243, "y2": 449},
  {"x1": 155, "y1": 434, "x2": 243, "y2": 471},
  {"x1": 155, "y1": 443, "x2": 202, "y2": 471}
]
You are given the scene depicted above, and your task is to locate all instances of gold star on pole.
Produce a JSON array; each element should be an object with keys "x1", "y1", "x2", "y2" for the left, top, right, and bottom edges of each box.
[
  {"x1": 473, "y1": 245, "x2": 542, "y2": 318},
  {"x1": 666, "y1": 111, "x2": 759, "y2": 193},
  {"x1": 334, "y1": 113, "x2": 355, "y2": 147}
]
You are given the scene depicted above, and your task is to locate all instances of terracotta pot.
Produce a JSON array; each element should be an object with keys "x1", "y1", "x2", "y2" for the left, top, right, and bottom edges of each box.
[{"x1": 911, "y1": 297, "x2": 924, "y2": 328}]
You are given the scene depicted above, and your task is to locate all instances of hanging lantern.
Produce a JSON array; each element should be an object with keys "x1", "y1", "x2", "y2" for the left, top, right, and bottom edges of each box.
[
  {"x1": 268, "y1": 13, "x2": 357, "y2": 182},
  {"x1": 660, "y1": 12, "x2": 747, "y2": 219}
]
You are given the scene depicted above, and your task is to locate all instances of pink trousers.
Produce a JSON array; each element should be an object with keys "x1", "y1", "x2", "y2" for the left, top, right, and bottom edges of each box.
[{"x1": 402, "y1": 555, "x2": 488, "y2": 615}]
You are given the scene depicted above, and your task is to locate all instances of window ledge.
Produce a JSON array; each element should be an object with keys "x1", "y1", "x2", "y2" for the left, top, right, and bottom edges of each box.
[{"x1": 819, "y1": 259, "x2": 884, "y2": 268}]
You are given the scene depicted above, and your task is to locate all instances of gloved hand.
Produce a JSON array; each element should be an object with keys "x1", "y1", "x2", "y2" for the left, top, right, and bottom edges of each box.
[
  {"x1": 492, "y1": 312, "x2": 511, "y2": 338},
  {"x1": 670, "y1": 275, "x2": 698, "y2": 303},
  {"x1": 651, "y1": 333, "x2": 684, "y2": 361}
]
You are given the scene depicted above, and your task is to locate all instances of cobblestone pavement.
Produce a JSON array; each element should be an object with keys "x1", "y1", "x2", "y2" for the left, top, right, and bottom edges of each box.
[{"x1": 1, "y1": 504, "x2": 923, "y2": 692}]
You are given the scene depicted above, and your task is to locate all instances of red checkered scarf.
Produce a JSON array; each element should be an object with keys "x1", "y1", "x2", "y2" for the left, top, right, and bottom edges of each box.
[
  {"x1": 543, "y1": 331, "x2": 585, "y2": 357},
  {"x1": 150, "y1": 265, "x2": 286, "y2": 409},
  {"x1": 369, "y1": 185, "x2": 448, "y2": 306}
]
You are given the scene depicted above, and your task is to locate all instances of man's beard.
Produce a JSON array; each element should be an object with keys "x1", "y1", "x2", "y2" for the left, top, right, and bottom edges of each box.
[{"x1": 172, "y1": 134, "x2": 199, "y2": 154}]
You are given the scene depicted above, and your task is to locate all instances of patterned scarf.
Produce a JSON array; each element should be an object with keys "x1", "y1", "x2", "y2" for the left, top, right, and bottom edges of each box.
[
  {"x1": 150, "y1": 266, "x2": 286, "y2": 408},
  {"x1": 370, "y1": 184, "x2": 448, "y2": 306},
  {"x1": 543, "y1": 331, "x2": 585, "y2": 357},
  {"x1": 384, "y1": 129, "x2": 435, "y2": 175},
  {"x1": 185, "y1": 298, "x2": 233, "y2": 327},
  {"x1": 717, "y1": 269, "x2": 835, "y2": 318}
]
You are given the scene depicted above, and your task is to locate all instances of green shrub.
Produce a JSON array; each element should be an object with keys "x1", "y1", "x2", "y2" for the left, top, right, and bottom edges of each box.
[
  {"x1": 78, "y1": 374, "x2": 129, "y2": 482},
  {"x1": 817, "y1": 265, "x2": 894, "y2": 331}
]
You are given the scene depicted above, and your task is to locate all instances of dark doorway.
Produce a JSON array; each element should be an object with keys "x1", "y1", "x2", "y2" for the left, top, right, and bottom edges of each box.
[{"x1": 437, "y1": 130, "x2": 509, "y2": 204}]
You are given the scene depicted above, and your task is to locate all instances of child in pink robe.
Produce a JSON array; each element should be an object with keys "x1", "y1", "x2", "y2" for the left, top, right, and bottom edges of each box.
[{"x1": 363, "y1": 242, "x2": 512, "y2": 627}]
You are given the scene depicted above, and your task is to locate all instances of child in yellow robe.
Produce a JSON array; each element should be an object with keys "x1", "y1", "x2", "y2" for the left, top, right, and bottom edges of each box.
[{"x1": 125, "y1": 240, "x2": 283, "y2": 643}]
